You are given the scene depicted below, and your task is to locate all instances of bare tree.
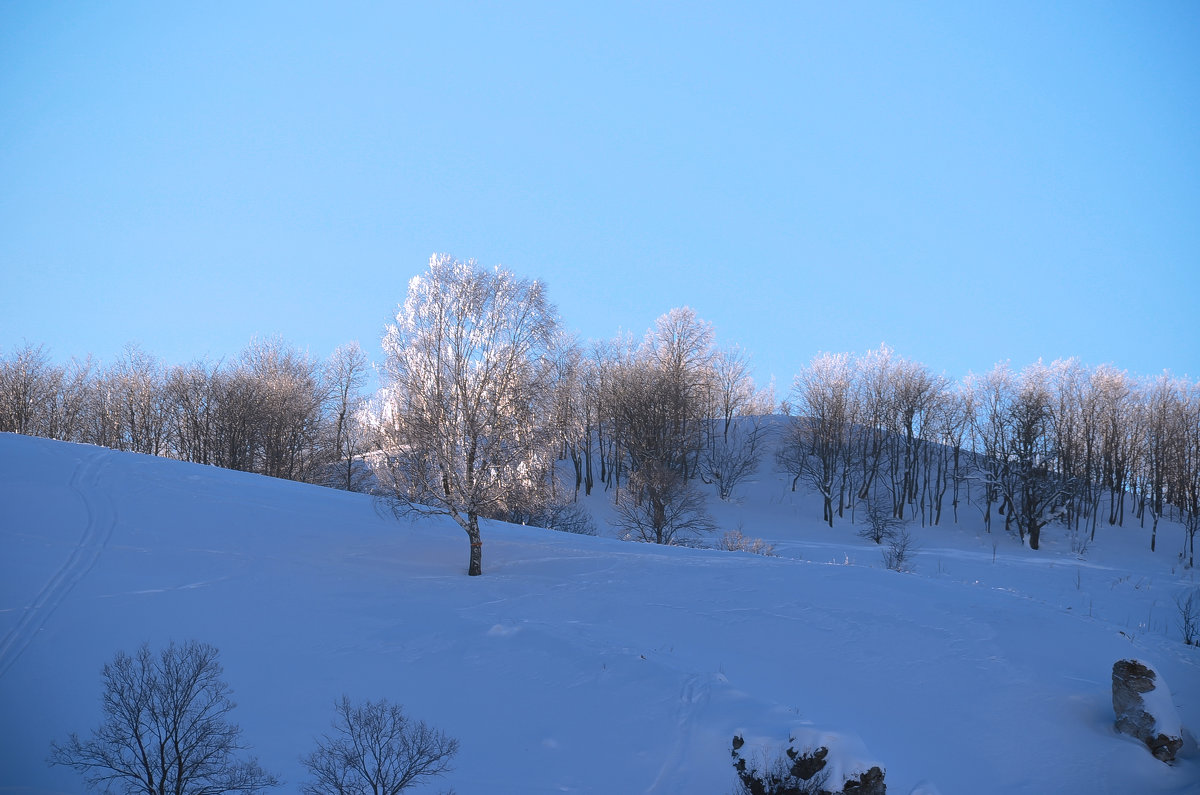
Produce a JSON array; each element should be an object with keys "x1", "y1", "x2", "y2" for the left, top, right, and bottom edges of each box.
[
  {"x1": 712, "y1": 346, "x2": 754, "y2": 443},
  {"x1": 301, "y1": 697, "x2": 458, "y2": 795},
  {"x1": 53, "y1": 355, "x2": 98, "y2": 443},
  {"x1": 1176, "y1": 590, "x2": 1200, "y2": 646},
  {"x1": 701, "y1": 348, "x2": 772, "y2": 501},
  {"x1": 48, "y1": 640, "x2": 278, "y2": 795},
  {"x1": 701, "y1": 414, "x2": 767, "y2": 501},
  {"x1": 779, "y1": 352, "x2": 857, "y2": 527},
  {"x1": 375, "y1": 254, "x2": 558, "y2": 576},
  {"x1": 859, "y1": 493, "x2": 906, "y2": 544},
  {"x1": 614, "y1": 461, "x2": 715, "y2": 545},
  {"x1": 1174, "y1": 381, "x2": 1200, "y2": 567},
  {"x1": 640, "y1": 307, "x2": 717, "y2": 479},
  {"x1": 882, "y1": 527, "x2": 917, "y2": 572},
  {"x1": 966, "y1": 363, "x2": 1014, "y2": 535},
  {"x1": 108, "y1": 344, "x2": 169, "y2": 456},
  {"x1": 0, "y1": 341, "x2": 61, "y2": 436},
  {"x1": 325, "y1": 342, "x2": 371, "y2": 491},
  {"x1": 242, "y1": 338, "x2": 328, "y2": 482},
  {"x1": 163, "y1": 359, "x2": 222, "y2": 465},
  {"x1": 998, "y1": 363, "x2": 1068, "y2": 550},
  {"x1": 852, "y1": 345, "x2": 895, "y2": 504},
  {"x1": 546, "y1": 332, "x2": 587, "y2": 495},
  {"x1": 606, "y1": 329, "x2": 720, "y2": 544},
  {"x1": 884, "y1": 356, "x2": 948, "y2": 521}
]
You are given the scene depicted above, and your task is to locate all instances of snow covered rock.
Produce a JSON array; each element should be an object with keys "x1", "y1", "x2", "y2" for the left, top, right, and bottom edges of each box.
[
  {"x1": 731, "y1": 729, "x2": 886, "y2": 794},
  {"x1": 1111, "y1": 658, "x2": 1183, "y2": 763}
]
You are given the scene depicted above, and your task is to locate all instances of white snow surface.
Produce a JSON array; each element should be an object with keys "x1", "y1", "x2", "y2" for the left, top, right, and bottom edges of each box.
[{"x1": 2, "y1": 431, "x2": 1199, "y2": 793}]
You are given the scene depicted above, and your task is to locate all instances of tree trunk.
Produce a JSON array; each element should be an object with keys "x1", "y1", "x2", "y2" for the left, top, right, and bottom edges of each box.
[
  {"x1": 584, "y1": 441, "x2": 594, "y2": 496},
  {"x1": 467, "y1": 512, "x2": 482, "y2": 576}
]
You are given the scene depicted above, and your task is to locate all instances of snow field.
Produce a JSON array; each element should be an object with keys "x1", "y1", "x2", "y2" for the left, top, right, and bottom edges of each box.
[{"x1": 1, "y1": 432, "x2": 1198, "y2": 793}]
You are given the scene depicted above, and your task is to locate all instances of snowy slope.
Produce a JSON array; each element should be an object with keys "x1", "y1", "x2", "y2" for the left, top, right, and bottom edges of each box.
[{"x1": 1, "y1": 432, "x2": 1198, "y2": 793}]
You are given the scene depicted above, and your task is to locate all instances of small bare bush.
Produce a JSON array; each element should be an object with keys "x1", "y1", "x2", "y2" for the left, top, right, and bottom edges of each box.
[
  {"x1": 858, "y1": 499, "x2": 905, "y2": 545},
  {"x1": 718, "y1": 528, "x2": 777, "y2": 557},
  {"x1": 535, "y1": 499, "x2": 598, "y2": 536},
  {"x1": 1178, "y1": 590, "x2": 1200, "y2": 646},
  {"x1": 882, "y1": 529, "x2": 917, "y2": 572}
]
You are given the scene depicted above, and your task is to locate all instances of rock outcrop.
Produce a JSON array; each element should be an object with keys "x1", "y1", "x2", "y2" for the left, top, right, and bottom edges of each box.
[{"x1": 1112, "y1": 658, "x2": 1183, "y2": 763}]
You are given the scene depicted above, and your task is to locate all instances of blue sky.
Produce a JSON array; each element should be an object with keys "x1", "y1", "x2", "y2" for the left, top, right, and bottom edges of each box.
[{"x1": 2, "y1": 1, "x2": 1197, "y2": 391}]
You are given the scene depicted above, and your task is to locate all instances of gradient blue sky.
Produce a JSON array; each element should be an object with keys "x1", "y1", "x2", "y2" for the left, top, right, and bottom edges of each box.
[{"x1": 2, "y1": 1, "x2": 1197, "y2": 392}]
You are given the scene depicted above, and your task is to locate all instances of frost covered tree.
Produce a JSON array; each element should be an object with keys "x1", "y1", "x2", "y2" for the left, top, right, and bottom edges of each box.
[
  {"x1": 325, "y1": 342, "x2": 371, "y2": 491},
  {"x1": 0, "y1": 342, "x2": 61, "y2": 436},
  {"x1": 240, "y1": 338, "x2": 328, "y2": 482},
  {"x1": 108, "y1": 344, "x2": 169, "y2": 456},
  {"x1": 701, "y1": 347, "x2": 773, "y2": 501},
  {"x1": 163, "y1": 359, "x2": 222, "y2": 466},
  {"x1": 607, "y1": 325, "x2": 716, "y2": 544},
  {"x1": 375, "y1": 254, "x2": 558, "y2": 576},
  {"x1": 997, "y1": 363, "x2": 1068, "y2": 550},
  {"x1": 779, "y1": 352, "x2": 857, "y2": 527}
]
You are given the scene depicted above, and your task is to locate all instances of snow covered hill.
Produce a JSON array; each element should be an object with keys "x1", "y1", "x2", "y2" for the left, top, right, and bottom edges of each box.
[{"x1": 1, "y1": 432, "x2": 1198, "y2": 793}]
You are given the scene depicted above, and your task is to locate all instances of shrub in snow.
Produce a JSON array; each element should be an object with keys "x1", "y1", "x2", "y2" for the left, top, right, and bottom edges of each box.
[
  {"x1": 301, "y1": 696, "x2": 458, "y2": 794},
  {"x1": 1176, "y1": 589, "x2": 1199, "y2": 646},
  {"x1": 857, "y1": 499, "x2": 905, "y2": 545},
  {"x1": 719, "y1": 528, "x2": 777, "y2": 556},
  {"x1": 1111, "y1": 659, "x2": 1183, "y2": 763},
  {"x1": 533, "y1": 499, "x2": 598, "y2": 536},
  {"x1": 882, "y1": 529, "x2": 917, "y2": 572},
  {"x1": 731, "y1": 732, "x2": 886, "y2": 795},
  {"x1": 48, "y1": 640, "x2": 279, "y2": 794}
]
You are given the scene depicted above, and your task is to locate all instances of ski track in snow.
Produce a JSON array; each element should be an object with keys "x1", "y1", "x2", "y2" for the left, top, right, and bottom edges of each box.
[
  {"x1": 649, "y1": 673, "x2": 714, "y2": 793},
  {"x1": 0, "y1": 449, "x2": 114, "y2": 680}
]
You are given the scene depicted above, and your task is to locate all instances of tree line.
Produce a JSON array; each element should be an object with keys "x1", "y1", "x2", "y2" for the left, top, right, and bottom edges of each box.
[
  {"x1": 5, "y1": 254, "x2": 1199, "y2": 574},
  {"x1": 780, "y1": 348, "x2": 1200, "y2": 560},
  {"x1": 371, "y1": 257, "x2": 1200, "y2": 573},
  {"x1": 0, "y1": 337, "x2": 373, "y2": 489}
]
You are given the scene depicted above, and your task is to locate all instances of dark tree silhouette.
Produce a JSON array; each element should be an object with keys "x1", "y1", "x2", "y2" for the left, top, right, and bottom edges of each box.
[
  {"x1": 48, "y1": 640, "x2": 278, "y2": 795},
  {"x1": 301, "y1": 697, "x2": 458, "y2": 795}
]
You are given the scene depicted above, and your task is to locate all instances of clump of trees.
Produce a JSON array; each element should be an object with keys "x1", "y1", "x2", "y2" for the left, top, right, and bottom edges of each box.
[
  {"x1": 0, "y1": 338, "x2": 376, "y2": 489},
  {"x1": 369, "y1": 257, "x2": 776, "y2": 570},
  {"x1": 567, "y1": 310, "x2": 773, "y2": 547},
  {"x1": 777, "y1": 346, "x2": 1200, "y2": 554}
]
